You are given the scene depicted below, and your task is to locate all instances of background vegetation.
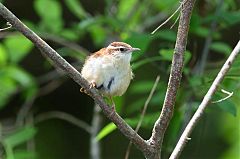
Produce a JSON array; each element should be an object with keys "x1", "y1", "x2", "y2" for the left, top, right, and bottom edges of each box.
[{"x1": 0, "y1": 0, "x2": 239, "y2": 159}]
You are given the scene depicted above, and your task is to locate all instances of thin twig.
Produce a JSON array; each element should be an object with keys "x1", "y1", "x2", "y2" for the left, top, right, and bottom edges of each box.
[
  {"x1": 211, "y1": 89, "x2": 233, "y2": 103},
  {"x1": 170, "y1": 14, "x2": 180, "y2": 29},
  {"x1": 0, "y1": 22, "x2": 11, "y2": 31},
  {"x1": 170, "y1": 40, "x2": 240, "y2": 159},
  {"x1": 151, "y1": 0, "x2": 187, "y2": 34},
  {"x1": 35, "y1": 111, "x2": 92, "y2": 133},
  {"x1": 125, "y1": 75, "x2": 160, "y2": 159}
]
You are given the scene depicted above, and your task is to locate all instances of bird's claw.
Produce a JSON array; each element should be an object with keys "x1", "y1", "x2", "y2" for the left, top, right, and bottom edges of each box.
[
  {"x1": 89, "y1": 82, "x2": 97, "y2": 89},
  {"x1": 80, "y1": 82, "x2": 97, "y2": 95}
]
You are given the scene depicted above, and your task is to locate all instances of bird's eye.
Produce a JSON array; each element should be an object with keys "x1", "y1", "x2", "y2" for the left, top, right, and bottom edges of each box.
[{"x1": 119, "y1": 48, "x2": 125, "y2": 52}]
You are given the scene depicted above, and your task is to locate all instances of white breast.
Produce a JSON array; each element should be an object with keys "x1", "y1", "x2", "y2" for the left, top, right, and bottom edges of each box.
[{"x1": 81, "y1": 53, "x2": 133, "y2": 97}]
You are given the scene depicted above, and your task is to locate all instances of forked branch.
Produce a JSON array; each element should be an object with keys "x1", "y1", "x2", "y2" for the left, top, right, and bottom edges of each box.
[
  {"x1": 0, "y1": 3, "x2": 152, "y2": 156},
  {"x1": 148, "y1": 0, "x2": 196, "y2": 158}
]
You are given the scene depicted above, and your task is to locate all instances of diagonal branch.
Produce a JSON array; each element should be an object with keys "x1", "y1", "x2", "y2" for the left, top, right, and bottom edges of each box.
[
  {"x1": 148, "y1": 0, "x2": 196, "y2": 157},
  {"x1": 0, "y1": 3, "x2": 152, "y2": 156},
  {"x1": 170, "y1": 40, "x2": 240, "y2": 159}
]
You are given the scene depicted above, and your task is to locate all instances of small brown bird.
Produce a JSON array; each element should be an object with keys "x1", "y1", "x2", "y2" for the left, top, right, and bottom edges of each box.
[{"x1": 81, "y1": 42, "x2": 140, "y2": 107}]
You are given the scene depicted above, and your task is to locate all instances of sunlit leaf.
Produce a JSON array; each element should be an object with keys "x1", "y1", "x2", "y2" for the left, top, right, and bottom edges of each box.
[
  {"x1": 117, "y1": 0, "x2": 137, "y2": 19},
  {"x1": 113, "y1": 96, "x2": 124, "y2": 113},
  {"x1": 64, "y1": 0, "x2": 88, "y2": 19},
  {"x1": 5, "y1": 66, "x2": 35, "y2": 87},
  {"x1": 34, "y1": 0, "x2": 63, "y2": 32},
  {"x1": 0, "y1": 44, "x2": 7, "y2": 66},
  {"x1": 96, "y1": 123, "x2": 116, "y2": 141},
  {"x1": 89, "y1": 25, "x2": 106, "y2": 46},
  {"x1": 210, "y1": 42, "x2": 232, "y2": 55},
  {"x1": 153, "y1": 0, "x2": 178, "y2": 11},
  {"x1": 0, "y1": 76, "x2": 17, "y2": 109},
  {"x1": 59, "y1": 29, "x2": 79, "y2": 40},
  {"x1": 14, "y1": 150, "x2": 37, "y2": 159},
  {"x1": 3, "y1": 126, "x2": 37, "y2": 147},
  {"x1": 35, "y1": 0, "x2": 62, "y2": 20},
  {"x1": 4, "y1": 35, "x2": 33, "y2": 63}
]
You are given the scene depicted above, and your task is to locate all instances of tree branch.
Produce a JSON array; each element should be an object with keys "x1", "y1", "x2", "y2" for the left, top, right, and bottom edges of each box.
[
  {"x1": 0, "y1": 3, "x2": 152, "y2": 156},
  {"x1": 169, "y1": 40, "x2": 240, "y2": 159},
  {"x1": 148, "y1": 0, "x2": 196, "y2": 157}
]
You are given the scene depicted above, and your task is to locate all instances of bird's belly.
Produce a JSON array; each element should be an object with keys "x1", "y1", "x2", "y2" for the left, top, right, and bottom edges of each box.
[{"x1": 100, "y1": 69, "x2": 132, "y2": 97}]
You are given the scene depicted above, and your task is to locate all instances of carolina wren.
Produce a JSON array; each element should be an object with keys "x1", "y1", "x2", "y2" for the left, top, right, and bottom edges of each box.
[{"x1": 81, "y1": 42, "x2": 140, "y2": 106}]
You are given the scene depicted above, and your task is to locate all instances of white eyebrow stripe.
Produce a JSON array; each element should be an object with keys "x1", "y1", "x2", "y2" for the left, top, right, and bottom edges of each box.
[{"x1": 107, "y1": 46, "x2": 126, "y2": 49}]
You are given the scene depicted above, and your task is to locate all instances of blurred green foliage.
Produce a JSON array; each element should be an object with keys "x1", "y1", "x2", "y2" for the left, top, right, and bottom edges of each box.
[{"x1": 0, "y1": 0, "x2": 239, "y2": 159}]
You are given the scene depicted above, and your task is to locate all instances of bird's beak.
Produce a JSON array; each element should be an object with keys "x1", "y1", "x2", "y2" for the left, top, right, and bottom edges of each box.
[{"x1": 131, "y1": 48, "x2": 140, "y2": 52}]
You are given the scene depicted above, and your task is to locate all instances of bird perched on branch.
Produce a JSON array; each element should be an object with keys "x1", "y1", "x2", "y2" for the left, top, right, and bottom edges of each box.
[{"x1": 81, "y1": 42, "x2": 140, "y2": 107}]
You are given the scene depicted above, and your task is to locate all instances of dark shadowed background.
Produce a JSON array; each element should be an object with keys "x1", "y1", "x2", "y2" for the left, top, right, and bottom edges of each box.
[{"x1": 0, "y1": 0, "x2": 239, "y2": 159}]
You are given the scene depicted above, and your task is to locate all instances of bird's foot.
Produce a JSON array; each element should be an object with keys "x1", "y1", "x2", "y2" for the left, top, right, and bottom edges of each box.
[
  {"x1": 89, "y1": 82, "x2": 97, "y2": 89},
  {"x1": 80, "y1": 82, "x2": 97, "y2": 95}
]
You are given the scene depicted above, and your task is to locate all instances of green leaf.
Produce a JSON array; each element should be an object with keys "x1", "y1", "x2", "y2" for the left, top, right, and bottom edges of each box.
[
  {"x1": 14, "y1": 150, "x2": 36, "y2": 159},
  {"x1": 153, "y1": 0, "x2": 178, "y2": 11},
  {"x1": 89, "y1": 25, "x2": 106, "y2": 46},
  {"x1": 0, "y1": 44, "x2": 7, "y2": 66},
  {"x1": 59, "y1": 29, "x2": 79, "y2": 40},
  {"x1": 35, "y1": 0, "x2": 61, "y2": 20},
  {"x1": 4, "y1": 35, "x2": 33, "y2": 63},
  {"x1": 64, "y1": 0, "x2": 88, "y2": 19},
  {"x1": 34, "y1": 0, "x2": 63, "y2": 32},
  {"x1": 210, "y1": 42, "x2": 232, "y2": 55},
  {"x1": 190, "y1": 26, "x2": 209, "y2": 37},
  {"x1": 113, "y1": 96, "x2": 124, "y2": 113},
  {"x1": 221, "y1": 11, "x2": 240, "y2": 26},
  {"x1": 3, "y1": 126, "x2": 37, "y2": 147},
  {"x1": 4, "y1": 143, "x2": 14, "y2": 159},
  {"x1": 5, "y1": 66, "x2": 35, "y2": 87},
  {"x1": 78, "y1": 17, "x2": 99, "y2": 30},
  {"x1": 0, "y1": 76, "x2": 17, "y2": 109},
  {"x1": 96, "y1": 123, "x2": 116, "y2": 141},
  {"x1": 117, "y1": 0, "x2": 137, "y2": 19}
]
